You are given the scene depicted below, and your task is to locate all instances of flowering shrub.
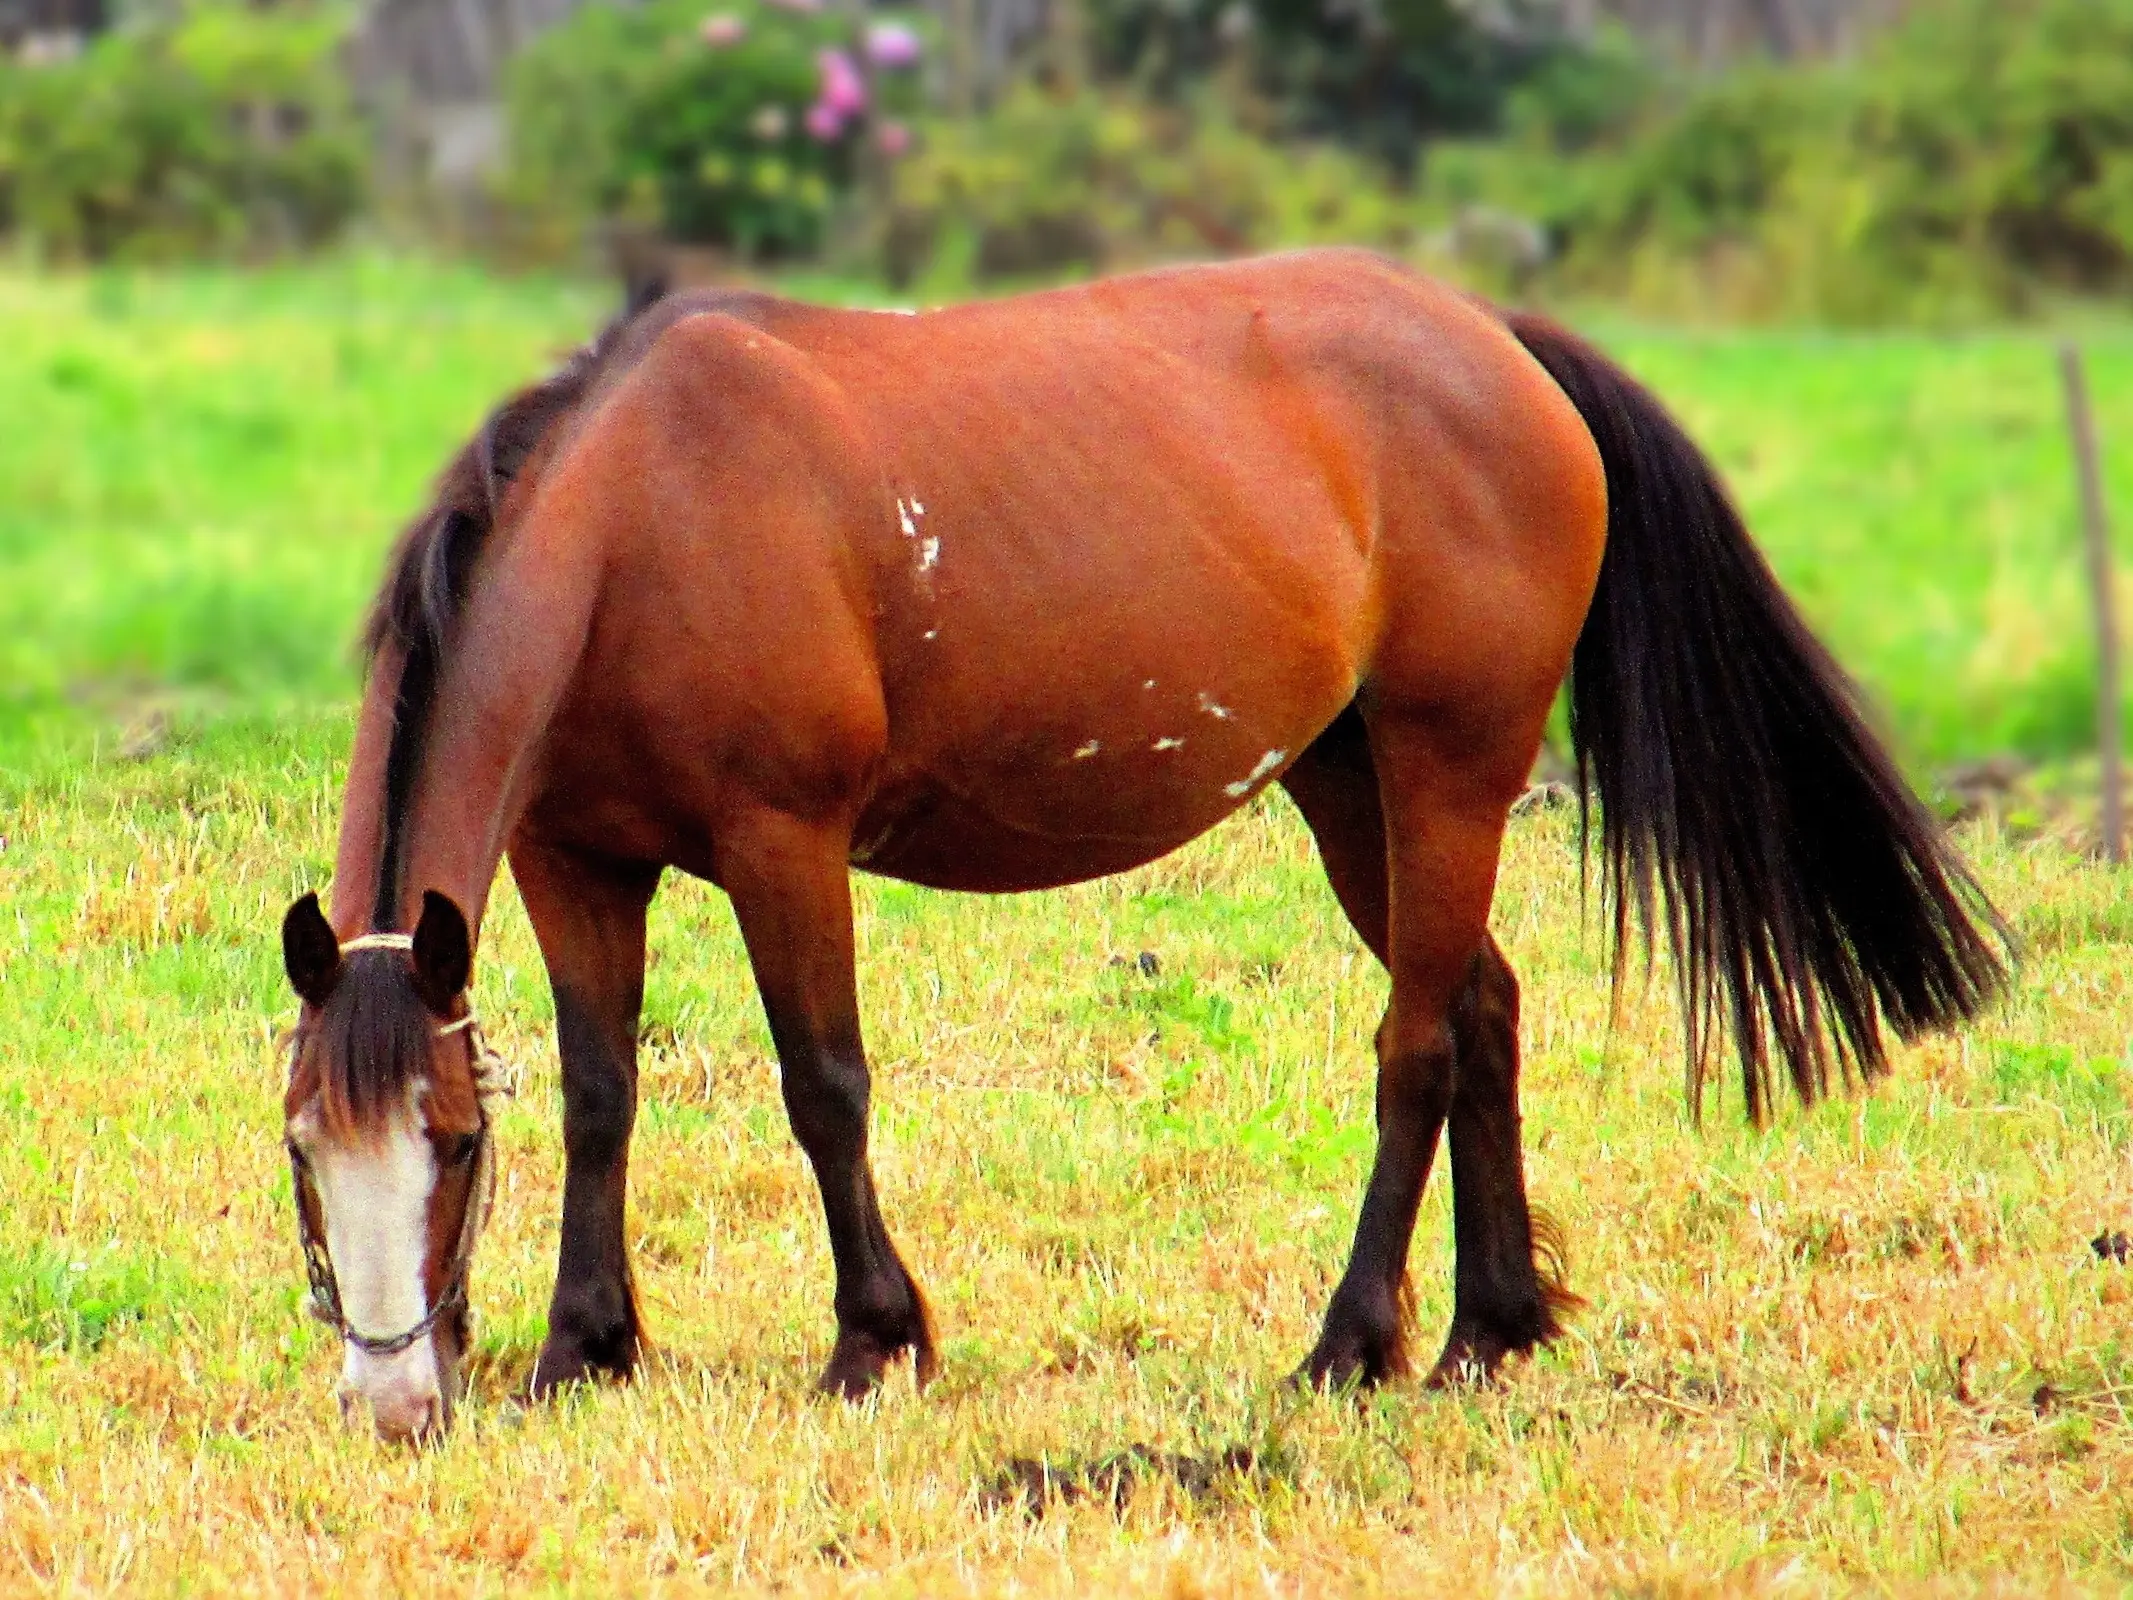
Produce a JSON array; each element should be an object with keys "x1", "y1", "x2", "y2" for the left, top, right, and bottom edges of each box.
[
  {"x1": 0, "y1": 4, "x2": 364, "y2": 262},
  {"x1": 505, "y1": 0, "x2": 925, "y2": 260}
]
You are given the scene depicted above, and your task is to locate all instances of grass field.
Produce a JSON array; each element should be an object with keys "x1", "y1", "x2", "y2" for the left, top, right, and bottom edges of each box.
[{"x1": 2, "y1": 261, "x2": 2131, "y2": 1594}]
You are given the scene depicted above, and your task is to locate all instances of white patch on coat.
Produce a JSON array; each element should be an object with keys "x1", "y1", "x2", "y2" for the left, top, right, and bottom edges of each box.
[
  {"x1": 918, "y1": 536, "x2": 940, "y2": 571},
  {"x1": 911, "y1": 498, "x2": 926, "y2": 516},
  {"x1": 922, "y1": 628, "x2": 939, "y2": 641},
  {"x1": 1073, "y1": 740, "x2": 1102, "y2": 760},
  {"x1": 1152, "y1": 736, "x2": 1185, "y2": 752},
  {"x1": 1198, "y1": 692, "x2": 1234, "y2": 720},
  {"x1": 897, "y1": 499, "x2": 918, "y2": 537},
  {"x1": 301, "y1": 1088, "x2": 443, "y2": 1420},
  {"x1": 1143, "y1": 679, "x2": 1157, "y2": 691},
  {"x1": 1224, "y1": 748, "x2": 1289, "y2": 798}
]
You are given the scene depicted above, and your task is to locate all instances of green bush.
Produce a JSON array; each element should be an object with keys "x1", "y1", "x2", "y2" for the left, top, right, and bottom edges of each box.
[
  {"x1": 883, "y1": 87, "x2": 1413, "y2": 285},
  {"x1": 1088, "y1": 0, "x2": 1572, "y2": 174},
  {"x1": 504, "y1": 0, "x2": 927, "y2": 261},
  {"x1": 1425, "y1": 0, "x2": 2133, "y2": 320},
  {"x1": 1792, "y1": 0, "x2": 2133, "y2": 317},
  {"x1": 0, "y1": 5, "x2": 365, "y2": 263}
]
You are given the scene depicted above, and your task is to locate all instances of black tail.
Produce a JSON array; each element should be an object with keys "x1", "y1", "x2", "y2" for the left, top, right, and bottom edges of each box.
[{"x1": 1507, "y1": 314, "x2": 2010, "y2": 1123}]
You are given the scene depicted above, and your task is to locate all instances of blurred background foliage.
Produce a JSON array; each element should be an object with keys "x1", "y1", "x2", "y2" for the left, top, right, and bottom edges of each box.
[
  {"x1": 0, "y1": 3, "x2": 365, "y2": 261},
  {"x1": 504, "y1": 0, "x2": 929, "y2": 261},
  {"x1": 1433, "y1": 0, "x2": 2133, "y2": 319},
  {"x1": 0, "y1": 0, "x2": 2124, "y2": 320}
]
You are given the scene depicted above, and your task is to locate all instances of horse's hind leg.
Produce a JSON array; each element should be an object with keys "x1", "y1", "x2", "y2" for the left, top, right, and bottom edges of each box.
[
  {"x1": 513, "y1": 839, "x2": 662, "y2": 1397},
  {"x1": 1286, "y1": 709, "x2": 1566, "y2": 1387},
  {"x1": 715, "y1": 807, "x2": 937, "y2": 1398},
  {"x1": 1432, "y1": 935, "x2": 1582, "y2": 1384}
]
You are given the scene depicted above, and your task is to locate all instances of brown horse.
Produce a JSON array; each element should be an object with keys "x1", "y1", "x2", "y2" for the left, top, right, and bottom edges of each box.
[{"x1": 278, "y1": 249, "x2": 2005, "y2": 1441}]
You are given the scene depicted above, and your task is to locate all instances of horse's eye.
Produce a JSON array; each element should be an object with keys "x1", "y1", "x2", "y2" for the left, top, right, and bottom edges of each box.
[{"x1": 441, "y1": 1132, "x2": 480, "y2": 1169}]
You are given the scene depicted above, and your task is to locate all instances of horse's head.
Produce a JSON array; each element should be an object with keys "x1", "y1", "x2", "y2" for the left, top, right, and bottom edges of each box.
[{"x1": 279, "y1": 889, "x2": 496, "y2": 1443}]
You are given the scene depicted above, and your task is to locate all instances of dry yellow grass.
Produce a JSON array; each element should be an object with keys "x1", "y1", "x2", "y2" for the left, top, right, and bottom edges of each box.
[{"x1": 2, "y1": 710, "x2": 2130, "y2": 1595}]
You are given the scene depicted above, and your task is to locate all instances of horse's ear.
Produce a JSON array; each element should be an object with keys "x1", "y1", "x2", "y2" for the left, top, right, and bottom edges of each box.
[
  {"x1": 410, "y1": 890, "x2": 472, "y2": 1015},
  {"x1": 282, "y1": 893, "x2": 341, "y2": 1007}
]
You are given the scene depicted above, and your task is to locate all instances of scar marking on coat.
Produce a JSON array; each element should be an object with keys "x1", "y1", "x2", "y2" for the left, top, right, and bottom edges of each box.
[
  {"x1": 1152, "y1": 736, "x2": 1185, "y2": 752},
  {"x1": 897, "y1": 499, "x2": 918, "y2": 537},
  {"x1": 849, "y1": 819, "x2": 897, "y2": 865},
  {"x1": 1197, "y1": 692, "x2": 1233, "y2": 720},
  {"x1": 918, "y1": 536, "x2": 941, "y2": 571},
  {"x1": 1073, "y1": 740, "x2": 1102, "y2": 760},
  {"x1": 1224, "y1": 748, "x2": 1288, "y2": 797}
]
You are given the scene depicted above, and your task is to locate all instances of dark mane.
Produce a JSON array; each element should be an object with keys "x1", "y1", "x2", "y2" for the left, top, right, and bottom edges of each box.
[
  {"x1": 310, "y1": 950, "x2": 439, "y2": 1132},
  {"x1": 359, "y1": 295, "x2": 656, "y2": 930}
]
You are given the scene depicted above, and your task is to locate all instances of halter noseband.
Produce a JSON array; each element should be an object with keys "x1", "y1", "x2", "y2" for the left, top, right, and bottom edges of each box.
[{"x1": 285, "y1": 931, "x2": 508, "y2": 1359}]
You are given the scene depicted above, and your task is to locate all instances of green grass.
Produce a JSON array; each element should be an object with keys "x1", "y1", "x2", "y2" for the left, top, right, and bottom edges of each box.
[
  {"x1": 2, "y1": 260, "x2": 2132, "y2": 1593},
  {"x1": 0, "y1": 257, "x2": 606, "y2": 709},
  {"x1": 3, "y1": 704, "x2": 2129, "y2": 1592}
]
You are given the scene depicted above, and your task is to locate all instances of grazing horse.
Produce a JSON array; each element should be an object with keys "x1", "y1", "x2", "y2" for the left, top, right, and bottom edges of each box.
[{"x1": 278, "y1": 249, "x2": 2005, "y2": 1441}]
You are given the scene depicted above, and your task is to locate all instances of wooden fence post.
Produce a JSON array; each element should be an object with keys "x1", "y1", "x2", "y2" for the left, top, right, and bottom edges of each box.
[{"x1": 2061, "y1": 342, "x2": 2124, "y2": 864}]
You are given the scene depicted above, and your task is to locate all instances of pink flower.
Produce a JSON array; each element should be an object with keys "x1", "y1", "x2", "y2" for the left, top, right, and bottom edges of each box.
[
  {"x1": 699, "y1": 13, "x2": 746, "y2": 45},
  {"x1": 804, "y1": 101, "x2": 845, "y2": 141},
  {"x1": 816, "y1": 48, "x2": 867, "y2": 116},
  {"x1": 864, "y1": 22, "x2": 922, "y2": 69},
  {"x1": 876, "y1": 119, "x2": 911, "y2": 157}
]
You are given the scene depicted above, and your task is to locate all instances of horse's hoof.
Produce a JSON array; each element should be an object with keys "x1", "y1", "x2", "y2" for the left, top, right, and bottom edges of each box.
[
  {"x1": 528, "y1": 1338, "x2": 637, "y2": 1401},
  {"x1": 816, "y1": 1329, "x2": 934, "y2": 1400},
  {"x1": 1423, "y1": 1342, "x2": 1507, "y2": 1390},
  {"x1": 816, "y1": 1355, "x2": 886, "y2": 1401},
  {"x1": 1428, "y1": 1312, "x2": 1557, "y2": 1389},
  {"x1": 1292, "y1": 1338, "x2": 1397, "y2": 1396},
  {"x1": 1295, "y1": 1289, "x2": 1407, "y2": 1394}
]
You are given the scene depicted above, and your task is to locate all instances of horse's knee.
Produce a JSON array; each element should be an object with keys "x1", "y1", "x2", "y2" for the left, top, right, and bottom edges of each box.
[
  {"x1": 780, "y1": 1046, "x2": 870, "y2": 1158},
  {"x1": 555, "y1": 992, "x2": 638, "y2": 1164},
  {"x1": 1373, "y1": 1014, "x2": 1457, "y2": 1126}
]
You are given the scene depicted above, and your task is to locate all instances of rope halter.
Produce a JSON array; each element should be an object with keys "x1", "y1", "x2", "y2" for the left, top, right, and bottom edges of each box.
[{"x1": 285, "y1": 931, "x2": 510, "y2": 1359}]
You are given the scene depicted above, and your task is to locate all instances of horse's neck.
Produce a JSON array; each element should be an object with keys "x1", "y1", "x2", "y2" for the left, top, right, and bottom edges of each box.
[
  {"x1": 328, "y1": 642, "x2": 409, "y2": 940},
  {"x1": 335, "y1": 504, "x2": 607, "y2": 943}
]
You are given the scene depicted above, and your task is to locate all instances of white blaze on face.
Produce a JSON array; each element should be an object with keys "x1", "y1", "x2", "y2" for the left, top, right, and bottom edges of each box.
[{"x1": 297, "y1": 1089, "x2": 444, "y2": 1431}]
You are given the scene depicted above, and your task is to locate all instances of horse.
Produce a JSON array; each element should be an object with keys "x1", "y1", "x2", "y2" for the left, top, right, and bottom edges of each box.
[{"x1": 277, "y1": 248, "x2": 2007, "y2": 1442}]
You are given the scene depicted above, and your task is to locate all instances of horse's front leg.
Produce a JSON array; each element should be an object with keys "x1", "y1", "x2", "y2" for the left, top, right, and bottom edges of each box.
[
  {"x1": 512, "y1": 838, "x2": 662, "y2": 1397},
  {"x1": 716, "y1": 807, "x2": 937, "y2": 1398}
]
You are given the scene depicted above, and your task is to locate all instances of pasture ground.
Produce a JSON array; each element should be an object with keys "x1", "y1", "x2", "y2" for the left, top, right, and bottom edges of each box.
[{"x1": 1, "y1": 262, "x2": 2131, "y2": 1594}]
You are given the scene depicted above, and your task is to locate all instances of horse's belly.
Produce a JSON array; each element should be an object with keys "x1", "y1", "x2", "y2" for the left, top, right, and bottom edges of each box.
[
  {"x1": 851, "y1": 667, "x2": 1351, "y2": 892},
  {"x1": 851, "y1": 792, "x2": 1212, "y2": 893}
]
